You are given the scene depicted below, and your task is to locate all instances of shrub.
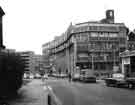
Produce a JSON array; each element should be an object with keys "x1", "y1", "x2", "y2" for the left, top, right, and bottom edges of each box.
[{"x1": 0, "y1": 51, "x2": 25, "y2": 97}]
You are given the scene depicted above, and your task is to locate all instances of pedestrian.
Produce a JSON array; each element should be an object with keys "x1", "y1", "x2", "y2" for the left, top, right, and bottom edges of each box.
[
  {"x1": 42, "y1": 75, "x2": 45, "y2": 82},
  {"x1": 68, "y1": 72, "x2": 72, "y2": 82}
]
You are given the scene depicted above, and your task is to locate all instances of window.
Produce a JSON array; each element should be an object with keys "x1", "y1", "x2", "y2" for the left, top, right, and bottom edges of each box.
[
  {"x1": 109, "y1": 33, "x2": 117, "y2": 37},
  {"x1": 91, "y1": 32, "x2": 98, "y2": 37},
  {"x1": 81, "y1": 33, "x2": 88, "y2": 41}
]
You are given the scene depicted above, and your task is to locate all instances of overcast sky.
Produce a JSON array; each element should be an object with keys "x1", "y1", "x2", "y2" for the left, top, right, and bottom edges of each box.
[{"x1": 0, "y1": 0, "x2": 135, "y2": 54}]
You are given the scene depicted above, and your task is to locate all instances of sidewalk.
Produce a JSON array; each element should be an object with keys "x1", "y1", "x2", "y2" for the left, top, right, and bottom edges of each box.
[{"x1": 6, "y1": 79, "x2": 49, "y2": 105}]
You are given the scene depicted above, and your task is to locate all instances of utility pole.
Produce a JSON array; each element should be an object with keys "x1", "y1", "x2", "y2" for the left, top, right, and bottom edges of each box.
[
  {"x1": 113, "y1": 48, "x2": 115, "y2": 67},
  {"x1": 0, "y1": 7, "x2": 5, "y2": 49},
  {"x1": 92, "y1": 54, "x2": 94, "y2": 71}
]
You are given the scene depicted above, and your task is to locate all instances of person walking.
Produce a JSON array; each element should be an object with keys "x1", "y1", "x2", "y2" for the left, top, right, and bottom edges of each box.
[{"x1": 68, "y1": 72, "x2": 72, "y2": 82}]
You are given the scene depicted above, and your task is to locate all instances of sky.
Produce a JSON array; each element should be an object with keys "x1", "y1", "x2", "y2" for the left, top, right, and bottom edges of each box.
[{"x1": 0, "y1": 0, "x2": 135, "y2": 54}]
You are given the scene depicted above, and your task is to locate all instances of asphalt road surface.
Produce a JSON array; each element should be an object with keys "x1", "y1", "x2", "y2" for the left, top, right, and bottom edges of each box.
[{"x1": 46, "y1": 79, "x2": 135, "y2": 105}]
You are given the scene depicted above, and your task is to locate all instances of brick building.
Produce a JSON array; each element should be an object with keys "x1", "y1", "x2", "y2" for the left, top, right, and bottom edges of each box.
[{"x1": 42, "y1": 10, "x2": 127, "y2": 75}]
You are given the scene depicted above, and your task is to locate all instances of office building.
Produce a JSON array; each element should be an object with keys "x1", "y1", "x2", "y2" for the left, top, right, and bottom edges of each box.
[{"x1": 42, "y1": 10, "x2": 127, "y2": 75}]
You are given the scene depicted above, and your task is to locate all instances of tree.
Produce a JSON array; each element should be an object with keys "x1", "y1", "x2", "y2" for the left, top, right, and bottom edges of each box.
[{"x1": 0, "y1": 51, "x2": 25, "y2": 98}]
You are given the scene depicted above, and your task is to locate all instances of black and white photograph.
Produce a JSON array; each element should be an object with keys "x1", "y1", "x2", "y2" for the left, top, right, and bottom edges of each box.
[{"x1": 0, "y1": 0, "x2": 135, "y2": 105}]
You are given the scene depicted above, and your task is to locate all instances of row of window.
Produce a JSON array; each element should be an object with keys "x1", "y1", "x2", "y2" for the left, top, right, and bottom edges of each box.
[
  {"x1": 77, "y1": 55, "x2": 119, "y2": 62},
  {"x1": 43, "y1": 32, "x2": 121, "y2": 51},
  {"x1": 88, "y1": 43, "x2": 118, "y2": 50},
  {"x1": 77, "y1": 42, "x2": 119, "y2": 51},
  {"x1": 128, "y1": 43, "x2": 135, "y2": 50},
  {"x1": 74, "y1": 25, "x2": 119, "y2": 33},
  {"x1": 75, "y1": 32, "x2": 118, "y2": 41}
]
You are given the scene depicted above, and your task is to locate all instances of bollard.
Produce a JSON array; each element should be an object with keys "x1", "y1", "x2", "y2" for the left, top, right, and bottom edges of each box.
[{"x1": 47, "y1": 94, "x2": 51, "y2": 105}]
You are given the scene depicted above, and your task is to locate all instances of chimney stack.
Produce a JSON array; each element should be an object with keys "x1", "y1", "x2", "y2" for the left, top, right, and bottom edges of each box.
[{"x1": 106, "y1": 10, "x2": 114, "y2": 23}]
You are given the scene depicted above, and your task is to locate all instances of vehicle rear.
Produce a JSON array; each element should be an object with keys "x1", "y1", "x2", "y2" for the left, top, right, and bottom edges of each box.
[
  {"x1": 72, "y1": 73, "x2": 80, "y2": 81},
  {"x1": 80, "y1": 69, "x2": 96, "y2": 83},
  {"x1": 104, "y1": 73, "x2": 126, "y2": 87}
]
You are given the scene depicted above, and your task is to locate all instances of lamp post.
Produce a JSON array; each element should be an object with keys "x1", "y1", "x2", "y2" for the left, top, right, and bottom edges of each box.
[
  {"x1": 0, "y1": 7, "x2": 5, "y2": 49},
  {"x1": 91, "y1": 54, "x2": 94, "y2": 71},
  {"x1": 112, "y1": 44, "x2": 117, "y2": 72}
]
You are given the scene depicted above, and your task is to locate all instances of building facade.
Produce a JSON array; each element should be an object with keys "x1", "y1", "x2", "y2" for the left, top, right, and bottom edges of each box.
[
  {"x1": 42, "y1": 10, "x2": 127, "y2": 75},
  {"x1": 19, "y1": 51, "x2": 35, "y2": 73},
  {"x1": 33, "y1": 54, "x2": 44, "y2": 75}
]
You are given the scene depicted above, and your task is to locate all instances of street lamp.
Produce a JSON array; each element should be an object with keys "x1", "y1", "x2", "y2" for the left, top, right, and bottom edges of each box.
[{"x1": 91, "y1": 54, "x2": 94, "y2": 71}]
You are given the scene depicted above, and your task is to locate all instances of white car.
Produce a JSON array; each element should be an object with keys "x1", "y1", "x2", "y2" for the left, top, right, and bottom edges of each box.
[
  {"x1": 29, "y1": 74, "x2": 34, "y2": 79},
  {"x1": 43, "y1": 74, "x2": 48, "y2": 79},
  {"x1": 35, "y1": 73, "x2": 42, "y2": 79},
  {"x1": 72, "y1": 73, "x2": 80, "y2": 81}
]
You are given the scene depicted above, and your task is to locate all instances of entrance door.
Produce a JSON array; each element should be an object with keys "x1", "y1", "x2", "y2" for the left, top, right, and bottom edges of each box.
[{"x1": 124, "y1": 64, "x2": 130, "y2": 77}]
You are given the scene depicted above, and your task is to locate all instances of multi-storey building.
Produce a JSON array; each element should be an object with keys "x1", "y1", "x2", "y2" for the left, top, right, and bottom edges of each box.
[
  {"x1": 33, "y1": 54, "x2": 44, "y2": 75},
  {"x1": 42, "y1": 42, "x2": 52, "y2": 73},
  {"x1": 42, "y1": 10, "x2": 127, "y2": 75},
  {"x1": 19, "y1": 51, "x2": 35, "y2": 73}
]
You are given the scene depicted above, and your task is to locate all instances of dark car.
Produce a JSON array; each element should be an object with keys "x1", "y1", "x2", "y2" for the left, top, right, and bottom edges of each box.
[{"x1": 80, "y1": 69, "x2": 96, "y2": 83}]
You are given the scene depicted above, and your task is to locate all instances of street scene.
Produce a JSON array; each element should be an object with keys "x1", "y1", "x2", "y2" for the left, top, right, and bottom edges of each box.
[
  {"x1": 4, "y1": 78, "x2": 135, "y2": 105},
  {"x1": 1, "y1": 0, "x2": 135, "y2": 105}
]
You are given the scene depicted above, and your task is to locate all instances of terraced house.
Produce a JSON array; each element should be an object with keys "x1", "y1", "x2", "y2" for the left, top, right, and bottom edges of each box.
[{"x1": 42, "y1": 10, "x2": 128, "y2": 76}]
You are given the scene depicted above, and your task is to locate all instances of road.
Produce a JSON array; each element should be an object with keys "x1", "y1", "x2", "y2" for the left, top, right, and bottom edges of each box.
[
  {"x1": 2, "y1": 78, "x2": 135, "y2": 105},
  {"x1": 46, "y1": 79, "x2": 135, "y2": 105}
]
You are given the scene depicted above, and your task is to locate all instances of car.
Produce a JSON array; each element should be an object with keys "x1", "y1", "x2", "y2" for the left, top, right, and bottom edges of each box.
[
  {"x1": 43, "y1": 74, "x2": 48, "y2": 79},
  {"x1": 80, "y1": 69, "x2": 96, "y2": 83},
  {"x1": 23, "y1": 73, "x2": 30, "y2": 79},
  {"x1": 80, "y1": 75, "x2": 96, "y2": 83},
  {"x1": 29, "y1": 74, "x2": 34, "y2": 79},
  {"x1": 104, "y1": 73, "x2": 126, "y2": 87},
  {"x1": 34, "y1": 73, "x2": 42, "y2": 79},
  {"x1": 72, "y1": 73, "x2": 80, "y2": 81},
  {"x1": 59, "y1": 74, "x2": 68, "y2": 78}
]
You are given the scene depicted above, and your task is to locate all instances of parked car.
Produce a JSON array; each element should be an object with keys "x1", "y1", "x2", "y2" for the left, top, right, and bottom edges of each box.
[
  {"x1": 29, "y1": 74, "x2": 34, "y2": 79},
  {"x1": 104, "y1": 73, "x2": 135, "y2": 88},
  {"x1": 23, "y1": 73, "x2": 30, "y2": 79},
  {"x1": 72, "y1": 73, "x2": 80, "y2": 81},
  {"x1": 80, "y1": 69, "x2": 96, "y2": 83},
  {"x1": 59, "y1": 74, "x2": 68, "y2": 78},
  {"x1": 43, "y1": 74, "x2": 48, "y2": 79},
  {"x1": 34, "y1": 73, "x2": 42, "y2": 79}
]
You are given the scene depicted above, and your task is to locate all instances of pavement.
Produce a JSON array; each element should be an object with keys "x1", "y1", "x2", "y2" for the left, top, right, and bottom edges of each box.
[{"x1": 4, "y1": 79, "x2": 49, "y2": 105}]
